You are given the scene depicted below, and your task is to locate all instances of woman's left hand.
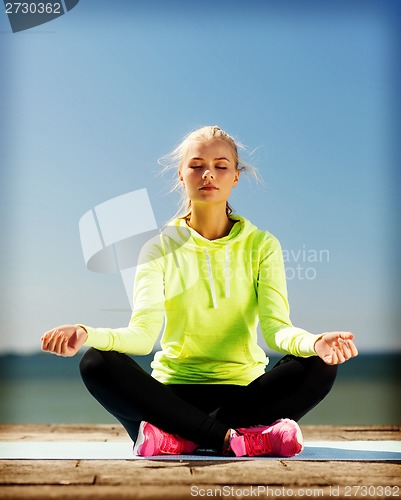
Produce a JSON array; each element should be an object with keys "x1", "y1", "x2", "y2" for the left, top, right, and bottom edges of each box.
[{"x1": 314, "y1": 331, "x2": 358, "y2": 365}]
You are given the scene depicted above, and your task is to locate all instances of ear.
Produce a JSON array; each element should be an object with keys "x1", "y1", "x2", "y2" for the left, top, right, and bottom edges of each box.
[
  {"x1": 178, "y1": 170, "x2": 185, "y2": 185},
  {"x1": 233, "y1": 170, "x2": 240, "y2": 186}
]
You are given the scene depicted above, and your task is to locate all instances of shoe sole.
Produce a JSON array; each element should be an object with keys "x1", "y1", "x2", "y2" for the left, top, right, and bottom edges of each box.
[
  {"x1": 295, "y1": 421, "x2": 304, "y2": 452},
  {"x1": 133, "y1": 421, "x2": 147, "y2": 456}
]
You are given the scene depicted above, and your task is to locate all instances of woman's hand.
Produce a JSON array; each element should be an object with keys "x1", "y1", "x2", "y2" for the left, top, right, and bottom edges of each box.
[
  {"x1": 314, "y1": 331, "x2": 358, "y2": 365},
  {"x1": 41, "y1": 324, "x2": 88, "y2": 357}
]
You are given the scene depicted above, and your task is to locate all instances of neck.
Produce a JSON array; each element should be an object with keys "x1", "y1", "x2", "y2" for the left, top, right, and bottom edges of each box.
[{"x1": 187, "y1": 204, "x2": 234, "y2": 240}]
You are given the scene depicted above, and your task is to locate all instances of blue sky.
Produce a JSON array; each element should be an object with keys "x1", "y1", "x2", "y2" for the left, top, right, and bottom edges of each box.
[{"x1": 0, "y1": 0, "x2": 399, "y2": 353}]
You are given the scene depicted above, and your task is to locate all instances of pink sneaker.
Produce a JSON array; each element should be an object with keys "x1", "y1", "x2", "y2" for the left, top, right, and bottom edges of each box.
[
  {"x1": 133, "y1": 421, "x2": 198, "y2": 456},
  {"x1": 229, "y1": 418, "x2": 303, "y2": 457}
]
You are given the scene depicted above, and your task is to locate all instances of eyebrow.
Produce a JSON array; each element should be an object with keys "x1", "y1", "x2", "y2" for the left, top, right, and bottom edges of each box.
[{"x1": 190, "y1": 157, "x2": 231, "y2": 162}]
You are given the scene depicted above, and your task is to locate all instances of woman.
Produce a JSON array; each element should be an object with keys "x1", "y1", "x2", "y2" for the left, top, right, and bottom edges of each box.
[{"x1": 41, "y1": 126, "x2": 358, "y2": 458}]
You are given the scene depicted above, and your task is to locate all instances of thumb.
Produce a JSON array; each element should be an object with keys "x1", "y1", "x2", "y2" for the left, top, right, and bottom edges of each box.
[{"x1": 339, "y1": 332, "x2": 355, "y2": 341}]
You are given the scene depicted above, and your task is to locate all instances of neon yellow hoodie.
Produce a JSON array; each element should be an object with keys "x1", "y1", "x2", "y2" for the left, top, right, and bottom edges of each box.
[{"x1": 83, "y1": 215, "x2": 320, "y2": 385}]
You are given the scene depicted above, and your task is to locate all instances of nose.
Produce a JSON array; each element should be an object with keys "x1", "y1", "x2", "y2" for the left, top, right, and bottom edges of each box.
[{"x1": 202, "y1": 169, "x2": 214, "y2": 180}]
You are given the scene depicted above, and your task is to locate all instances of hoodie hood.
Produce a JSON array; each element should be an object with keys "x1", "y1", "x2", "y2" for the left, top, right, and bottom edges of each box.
[
  {"x1": 160, "y1": 214, "x2": 258, "y2": 251},
  {"x1": 174, "y1": 214, "x2": 257, "y2": 248},
  {"x1": 160, "y1": 215, "x2": 258, "y2": 309}
]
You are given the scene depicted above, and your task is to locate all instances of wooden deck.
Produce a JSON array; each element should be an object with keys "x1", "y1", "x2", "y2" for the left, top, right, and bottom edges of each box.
[{"x1": 0, "y1": 425, "x2": 400, "y2": 499}]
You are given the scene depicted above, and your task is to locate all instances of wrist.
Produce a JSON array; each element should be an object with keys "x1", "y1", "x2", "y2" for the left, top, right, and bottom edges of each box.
[
  {"x1": 75, "y1": 324, "x2": 89, "y2": 340},
  {"x1": 313, "y1": 333, "x2": 325, "y2": 353}
]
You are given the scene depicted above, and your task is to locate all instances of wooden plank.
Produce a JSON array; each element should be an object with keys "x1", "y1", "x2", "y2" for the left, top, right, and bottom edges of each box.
[
  {"x1": 0, "y1": 425, "x2": 400, "y2": 500},
  {"x1": 190, "y1": 461, "x2": 401, "y2": 486},
  {"x1": 0, "y1": 424, "x2": 129, "y2": 442},
  {"x1": 0, "y1": 460, "x2": 95, "y2": 485},
  {"x1": 1, "y1": 479, "x2": 401, "y2": 500},
  {"x1": 1, "y1": 459, "x2": 399, "y2": 487},
  {"x1": 1, "y1": 424, "x2": 400, "y2": 442},
  {"x1": 301, "y1": 425, "x2": 401, "y2": 441},
  {"x1": 0, "y1": 485, "x2": 212, "y2": 500}
]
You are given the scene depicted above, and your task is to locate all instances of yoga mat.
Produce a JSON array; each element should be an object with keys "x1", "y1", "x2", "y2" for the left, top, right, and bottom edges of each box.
[{"x1": 0, "y1": 441, "x2": 400, "y2": 461}]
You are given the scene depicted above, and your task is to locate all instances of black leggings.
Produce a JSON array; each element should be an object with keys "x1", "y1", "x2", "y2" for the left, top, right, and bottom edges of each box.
[{"x1": 79, "y1": 348, "x2": 337, "y2": 451}]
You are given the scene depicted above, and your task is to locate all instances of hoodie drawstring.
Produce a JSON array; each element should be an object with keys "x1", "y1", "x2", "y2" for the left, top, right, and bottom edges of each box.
[
  {"x1": 225, "y1": 244, "x2": 230, "y2": 299},
  {"x1": 204, "y1": 245, "x2": 230, "y2": 309},
  {"x1": 204, "y1": 249, "x2": 218, "y2": 309}
]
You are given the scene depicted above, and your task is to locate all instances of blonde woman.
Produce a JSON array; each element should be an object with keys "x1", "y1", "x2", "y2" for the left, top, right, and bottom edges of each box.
[{"x1": 41, "y1": 126, "x2": 358, "y2": 457}]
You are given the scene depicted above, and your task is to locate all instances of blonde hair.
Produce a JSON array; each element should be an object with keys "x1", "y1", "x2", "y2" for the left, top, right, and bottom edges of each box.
[{"x1": 159, "y1": 125, "x2": 261, "y2": 219}]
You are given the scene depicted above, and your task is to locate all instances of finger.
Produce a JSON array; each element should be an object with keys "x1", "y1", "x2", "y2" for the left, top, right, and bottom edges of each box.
[
  {"x1": 328, "y1": 350, "x2": 338, "y2": 365},
  {"x1": 41, "y1": 328, "x2": 55, "y2": 341},
  {"x1": 54, "y1": 335, "x2": 67, "y2": 355},
  {"x1": 57, "y1": 332, "x2": 70, "y2": 355},
  {"x1": 41, "y1": 334, "x2": 48, "y2": 351},
  {"x1": 46, "y1": 329, "x2": 59, "y2": 352},
  {"x1": 59, "y1": 337, "x2": 72, "y2": 357},
  {"x1": 48, "y1": 329, "x2": 65, "y2": 353},
  {"x1": 348, "y1": 340, "x2": 358, "y2": 357},
  {"x1": 61, "y1": 338, "x2": 75, "y2": 356},
  {"x1": 333, "y1": 340, "x2": 346, "y2": 362},
  {"x1": 340, "y1": 338, "x2": 358, "y2": 359},
  {"x1": 41, "y1": 330, "x2": 53, "y2": 349},
  {"x1": 335, "y1": 348, "x2": 346, "y2": 364},
  {"x1": 41, "y1": 329, "x2": 57, "y2": 351},
  {"x1": 338, "y1": 338, "x2": 352, "y2": 359}
]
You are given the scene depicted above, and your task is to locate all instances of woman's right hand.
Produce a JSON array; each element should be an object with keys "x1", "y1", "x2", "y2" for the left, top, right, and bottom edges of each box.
[{"x1": 41, "y1": 325, "x2": 88, "y2": 357}]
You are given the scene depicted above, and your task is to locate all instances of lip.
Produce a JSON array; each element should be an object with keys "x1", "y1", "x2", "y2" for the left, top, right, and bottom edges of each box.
[{"x1": 200, "y1": 185, "x2": 218, "y2": 190}]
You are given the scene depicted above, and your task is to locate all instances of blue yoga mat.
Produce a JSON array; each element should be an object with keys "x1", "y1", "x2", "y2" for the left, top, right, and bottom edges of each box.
[{"x1": 0, "y1": 441, "x2": 400, "y2": 461}]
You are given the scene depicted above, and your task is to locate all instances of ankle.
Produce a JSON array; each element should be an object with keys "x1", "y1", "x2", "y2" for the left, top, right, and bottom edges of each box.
[{"x1": 222, "y1": 429, "x2": 234, "y2": 454}]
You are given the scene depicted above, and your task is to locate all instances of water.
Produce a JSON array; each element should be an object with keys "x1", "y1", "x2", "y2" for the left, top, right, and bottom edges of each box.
[{"x1": 1, "y1": 353, "x2": 400, "y2": 425}]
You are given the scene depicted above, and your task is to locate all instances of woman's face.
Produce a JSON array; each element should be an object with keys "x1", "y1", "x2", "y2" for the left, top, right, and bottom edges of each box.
[{"x1": 179, "y1": 139, "x2": 240, "y2": 209}]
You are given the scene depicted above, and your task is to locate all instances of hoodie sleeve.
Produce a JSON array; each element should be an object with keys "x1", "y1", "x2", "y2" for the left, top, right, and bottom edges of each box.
[
  {"x1": 258, "y1": 235, "x2": 321, "y2": 357},
  {"x1": 81, "y1": 237, "x2": 165, "y2": 355}
]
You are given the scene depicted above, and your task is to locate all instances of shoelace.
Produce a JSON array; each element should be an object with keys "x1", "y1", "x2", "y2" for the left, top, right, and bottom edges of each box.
[
  {"x1": 243, "y1": 431, "x2": 273, "y2": 456},
  {"x1": 159, "y1": 433, "x2": 183, "y2": 454}
]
